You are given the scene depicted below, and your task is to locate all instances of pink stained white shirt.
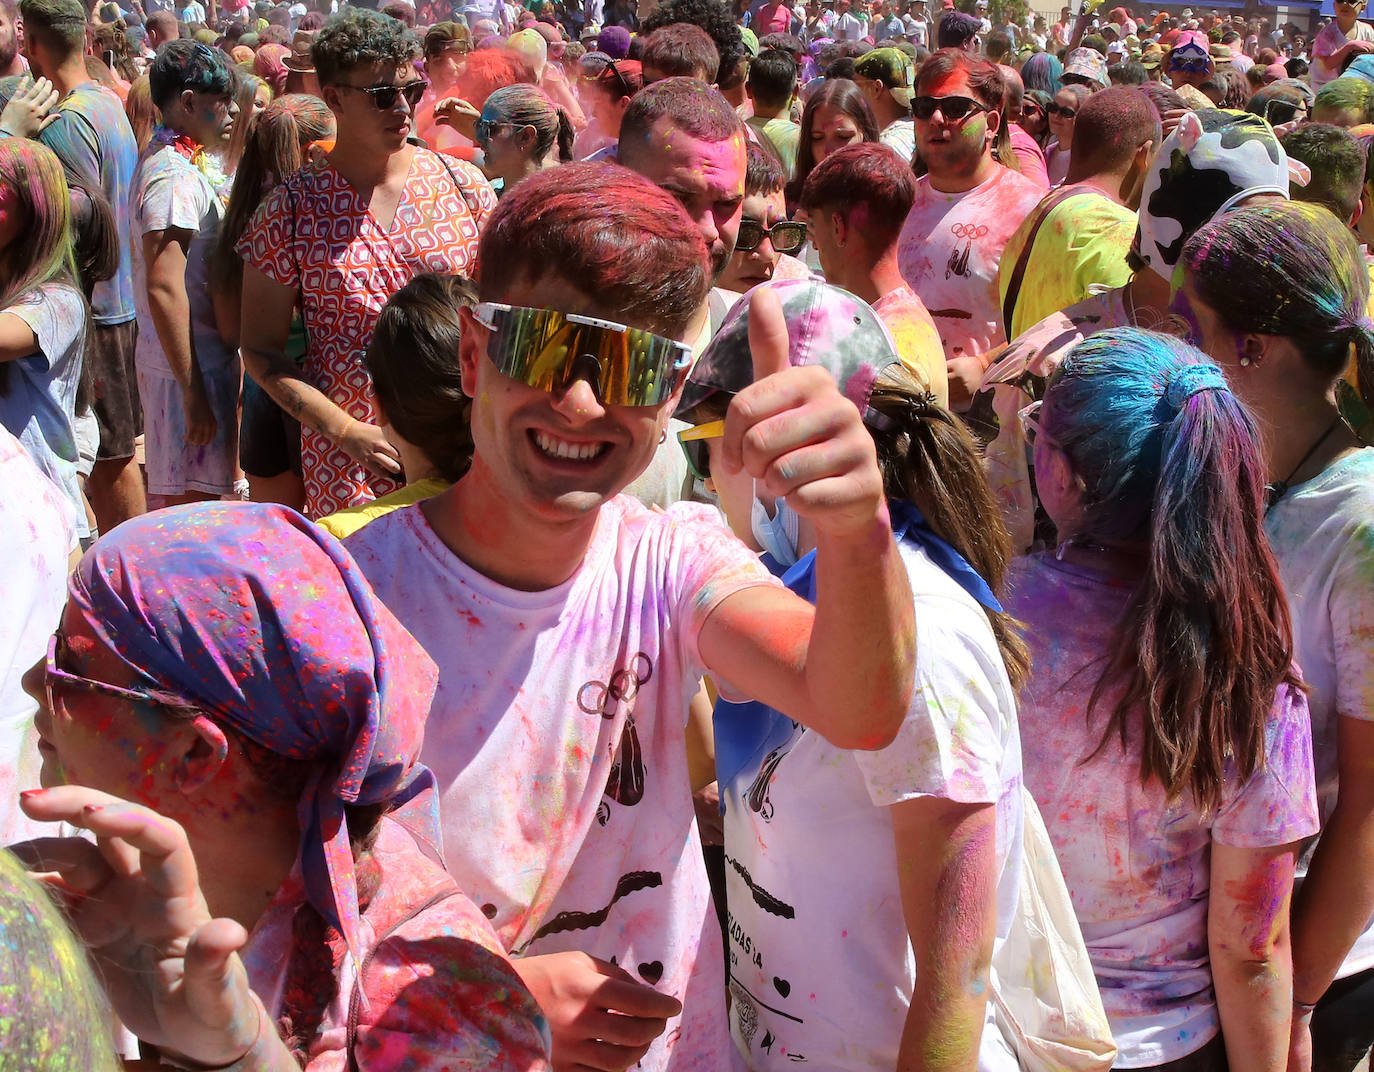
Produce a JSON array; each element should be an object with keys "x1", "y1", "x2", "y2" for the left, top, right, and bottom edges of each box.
[
  {"x1": 343, "y1": 496, "x2": 779, "y2": 1071},
  {"x1": 1008, "y1": 124, "x2": 1050, "y2": 189},
  {"x1": 896, "y1": 165, "x2": 1044, "y2": 363},
  {"x1": 1005, "y1": 553, "x2": 1320, "y2": 1067}
]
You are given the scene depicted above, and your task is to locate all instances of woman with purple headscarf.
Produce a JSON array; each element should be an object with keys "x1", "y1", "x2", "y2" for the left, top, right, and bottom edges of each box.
[{"x1": 17, "y1": 501, "x2": 550, "y2": 1070}]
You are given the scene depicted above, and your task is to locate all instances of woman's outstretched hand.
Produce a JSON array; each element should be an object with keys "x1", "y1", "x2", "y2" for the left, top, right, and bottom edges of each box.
[{"x1": 13, "y1": 786, "x2": 294, "y2": 1070}]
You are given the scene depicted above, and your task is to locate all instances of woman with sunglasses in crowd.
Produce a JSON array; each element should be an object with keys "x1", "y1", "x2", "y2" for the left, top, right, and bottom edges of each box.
[
  {"x1": 21, "y1": 501, "x2": 552, "y2": 1070},
  {"x1": 675, "y1": 280, "x2": 1028, "y2": 1071},
  {"x1": 575, "y1": 56, "x2": 642, "y2": 160},
  {"x1": 718, "y1": 144, "x2": 810, "y2": 295},
  {"x1": 1044, "y1": 82, "x2": 1092, "y2": 185},
  {"x1": 1007, "y1": 327, "x2": 1319, "y2": 1072},
  {"x1": 473, "y1": 83, "x2": 574, "y2": 194},
  {"x1": 1175, "y1": 201, "x2": 1374, "y2": 1072},
  {"x1": 1017, "y1": 88, "x2": 1052, "y2": 148}
]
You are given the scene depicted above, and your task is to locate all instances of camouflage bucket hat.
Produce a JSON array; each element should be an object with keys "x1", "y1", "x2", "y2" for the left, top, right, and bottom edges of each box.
[{"x1": 675, "y1": 279, "x2": 902, "y2": 424}]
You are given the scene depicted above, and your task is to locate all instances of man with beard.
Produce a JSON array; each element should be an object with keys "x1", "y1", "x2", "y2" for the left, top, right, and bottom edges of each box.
[
  {"x1": 0, "y1": 0, "x2": 24, "y2": 78},
  {"x1": 895, "y1": 48, "x2": 1041, "y2": 407},
  {"x1": 616, "y1": 77, "x2": 746, "y2": 356},
  {"x1": 21, "y1": 0, "x2": 143, "y2": 532},
  {"x1": 612, "y1": 77, "x2": 747, "y2": 505}
]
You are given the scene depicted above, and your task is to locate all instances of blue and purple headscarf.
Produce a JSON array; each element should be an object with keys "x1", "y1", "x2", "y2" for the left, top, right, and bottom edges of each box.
[{"x1": 68, "y1": 502, "x2": 439, "y2": 968}]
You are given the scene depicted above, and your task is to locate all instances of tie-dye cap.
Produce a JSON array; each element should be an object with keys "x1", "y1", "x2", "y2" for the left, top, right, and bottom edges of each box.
[
  {"x1": 1133, "y1": 108, "x2": 1307, "y2": 283},
  {"x1": 675, "y1": 278, "x2": 902, "y2": 424}
]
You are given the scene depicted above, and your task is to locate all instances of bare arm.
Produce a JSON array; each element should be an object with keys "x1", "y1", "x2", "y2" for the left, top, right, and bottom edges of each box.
[
  {"x1": 1290, "y1": 716, "x2": 1374, "y2": 1003},
  {"x1": 697, "y1": 292, "x2": 915, "y2": 751},
  {"x1": 239, "y1": 264, "x2": 400, "y2": 478},
  {"x1": 143, "y1": 227, "x2": 216, "y2": 446},
  {"x1": 894, "y1": 797, "x2": 998, "y2": 1072},
  {"x1": 1210, "y1": 840, "x2": 1301, "y2": 1072},
  {"x1": 0, "y1": 310, "x2": 38, "y2": 363}
]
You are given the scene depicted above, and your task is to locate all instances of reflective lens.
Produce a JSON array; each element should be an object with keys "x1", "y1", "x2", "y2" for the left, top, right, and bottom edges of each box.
[
  {"x1": 677, "y1": 420, "x2": 726, "y2": 481},
  {"x1": 474, "y1": 303, "x2": 694, "y2": 407},
  {"x1": 1046, "y1": 103, "x2": 1078, "y2": 118},
  {"x1": 735, "y1": 219, "x2": 808, "y2": 255},
  {"x1": 912, "y1": 94, "x2": 987, "y2": 121}
]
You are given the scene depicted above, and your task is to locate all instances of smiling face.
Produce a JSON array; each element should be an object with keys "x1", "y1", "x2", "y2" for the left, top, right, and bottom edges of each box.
[
  {"x1": 1049, "y1": 87, "x2": 1079, "y2": 142},
  {"x1": 458, "y1": 272, "x2": 685, "y2": 521}
]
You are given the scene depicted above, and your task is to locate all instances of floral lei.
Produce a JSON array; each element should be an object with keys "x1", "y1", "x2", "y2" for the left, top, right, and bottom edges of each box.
[{"x1": 151, "y1": 124, "x2": 232, "y2": 209}]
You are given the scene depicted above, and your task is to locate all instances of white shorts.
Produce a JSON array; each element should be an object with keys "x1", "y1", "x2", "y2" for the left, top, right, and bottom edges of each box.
[{"x1": 136, "y1": 361, "x2": 239, "y2": 496}]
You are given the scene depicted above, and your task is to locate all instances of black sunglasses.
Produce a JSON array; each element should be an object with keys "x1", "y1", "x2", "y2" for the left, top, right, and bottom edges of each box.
[
  {"x1": 474, "y1": 116, "x2": 515, "y2": 145},
  {"x1": 736, "y1": 218, "x2": 807, "y2": 255},
  {"x1": 340, "y1": 79, "x2": 429, "y2": 110},
  {"x1": 1020, "y1": 102, "x2": 1044, "y2": 117},
  {"x1": 911, "y1": 94, "x2": 989, "y2": 121},
  {"x1": 1046, "y1": 102, "x2": 1078, "y2": 118}
]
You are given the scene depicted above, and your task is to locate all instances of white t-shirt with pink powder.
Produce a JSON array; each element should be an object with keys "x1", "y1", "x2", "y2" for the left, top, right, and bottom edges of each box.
[
  {"x1": 896, "y1": 166, "x2": 1044, "y2": 363},
  {"x1": 1006, "y1": 553, "x2": 1320, "y2": 1067},
  {"x1": 344, "y1": 496, "x2": 778, "y2": 1072}
]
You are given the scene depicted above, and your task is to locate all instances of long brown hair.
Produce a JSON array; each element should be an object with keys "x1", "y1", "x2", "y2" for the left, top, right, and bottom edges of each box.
[
  {"x1": 867, "y1": 363, "x2": 1031, "y2": 692},
  {"x1": 211, "y1": 94, "x2": 335, "y2": 294},
  {"x1": 1043, "y1": 328, "x2": 1300, "y2": 811}
]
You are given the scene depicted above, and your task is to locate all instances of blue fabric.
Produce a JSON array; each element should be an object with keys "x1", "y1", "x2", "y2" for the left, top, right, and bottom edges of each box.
[{"x1": 714, "y1": 499, "x2": 1001, "y2": 792}]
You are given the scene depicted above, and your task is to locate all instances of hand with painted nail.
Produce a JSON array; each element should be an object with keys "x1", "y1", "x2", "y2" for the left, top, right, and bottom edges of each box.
[
  {"x1": 512, "y1": 950, "x2": 682, "y2": 1071},
  {"x1": 0, "y1": 75, "x2": 60, "y2": 137},
  {"x1": 719, "y1": 286, "x2": 888, "y2": 542},
  {"x1": 13, "y1": 787, "x2": 295, "y2": 1071}
]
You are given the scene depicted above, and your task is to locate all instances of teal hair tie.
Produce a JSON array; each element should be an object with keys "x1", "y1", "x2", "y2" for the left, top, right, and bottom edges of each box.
[{"x1": 1165, "y1": 361, "x2": 1229, "y2": 409}]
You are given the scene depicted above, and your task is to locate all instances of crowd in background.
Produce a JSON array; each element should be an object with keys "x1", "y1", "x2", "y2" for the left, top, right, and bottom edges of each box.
[{"x1": 1, "y1": 0, "x2": 1373, "y2": 1069}]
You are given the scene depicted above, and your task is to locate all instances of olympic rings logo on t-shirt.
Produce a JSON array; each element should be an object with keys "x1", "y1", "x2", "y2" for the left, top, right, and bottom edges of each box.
[
  {"x1": 950, "y1": 223, "x2": 989, "y2": 240},
  {"x1": 578, "y1": 652, "x2": 655, "y2": 717}
]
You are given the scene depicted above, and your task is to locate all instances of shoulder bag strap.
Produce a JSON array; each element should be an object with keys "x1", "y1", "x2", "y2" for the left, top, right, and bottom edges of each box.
[{"x1": 1000, "y1": 185, "x2": 1098, "y2": 338}]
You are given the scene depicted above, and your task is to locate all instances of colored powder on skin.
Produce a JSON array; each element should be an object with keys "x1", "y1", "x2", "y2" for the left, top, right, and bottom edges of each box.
[{"x1": 0, "y1": 851, "x2": 119, "y2": 1070}]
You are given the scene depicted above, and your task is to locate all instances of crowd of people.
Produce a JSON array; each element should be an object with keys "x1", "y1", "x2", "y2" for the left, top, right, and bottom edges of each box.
[{"x1": 1, "y1": 0, "x2": 1373, "y2": 1069}]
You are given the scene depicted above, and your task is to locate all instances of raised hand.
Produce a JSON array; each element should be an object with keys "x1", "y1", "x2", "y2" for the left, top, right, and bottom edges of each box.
[{"x1": 13, "y1": 787, "x2": 294, "y2": 1071}]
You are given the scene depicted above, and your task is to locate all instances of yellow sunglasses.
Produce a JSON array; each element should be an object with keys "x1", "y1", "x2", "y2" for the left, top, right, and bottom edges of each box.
[{"x1": 677, "y1": 419, "x2": 725, "y2": 481}]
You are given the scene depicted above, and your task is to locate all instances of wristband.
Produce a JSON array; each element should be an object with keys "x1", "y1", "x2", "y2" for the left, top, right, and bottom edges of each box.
[
  {"x1": 334, "y1": 416, "x2": 357, "y2": 442},
  {"x1": 1293, "y1": 997, "x2": 1318, "y2": 1023}
]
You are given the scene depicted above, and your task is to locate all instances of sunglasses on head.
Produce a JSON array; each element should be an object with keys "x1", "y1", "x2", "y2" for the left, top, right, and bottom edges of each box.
[
  {"x1": 602, "y1": 56, "x2": 633, "y2": 97},
  {"x1": 473, "y1": 302, "x2": 694, "y2": 407},
  {"x1": 341, "y1": 78, "x2": 428, "y2": 110},
  {"x1": 736, "y1": 218, "x2": 808, "y2": 255},
  {"x1": 911, "y1": 94, "x2": 989, "y2": 121},
  {"x1": 677, "y1": 419, "x2": 725, "y2": 481},
  {"x1": 1046, "y1": 102, "x2": 1078, "y2": 118}
]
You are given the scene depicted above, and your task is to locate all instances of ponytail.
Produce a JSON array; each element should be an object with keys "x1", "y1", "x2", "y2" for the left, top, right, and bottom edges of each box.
[
  {"x1": 211, "y1": 94, "x2": 335, "y2": 293},
  {"x1": 1046, "y1": 329, "x2": 1300, "y2": 811},
  {"x1": 555, "y1": 105, "x2": 575, "y2": 162},
  {"x1": 1185, "y1": 201, "x2": 1374, "y2": 411},
  {"x1": 867, "y1": 363, "x2": 1030, "y2": 692}
]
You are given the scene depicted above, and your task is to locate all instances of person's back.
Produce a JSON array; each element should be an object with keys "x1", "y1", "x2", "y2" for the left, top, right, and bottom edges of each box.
[
  {"x1": 1006, "y1": 328, "x2": 1319, "y2": 1071},
  {"x1": 996, "y1": 86, "x2": 1160, "y2": 338}
]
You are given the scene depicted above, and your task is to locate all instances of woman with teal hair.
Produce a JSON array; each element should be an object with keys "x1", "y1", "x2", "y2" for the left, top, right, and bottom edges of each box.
[{"x1": 1008, "y1": 327, "x2": 1320, "y2": 1071}]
